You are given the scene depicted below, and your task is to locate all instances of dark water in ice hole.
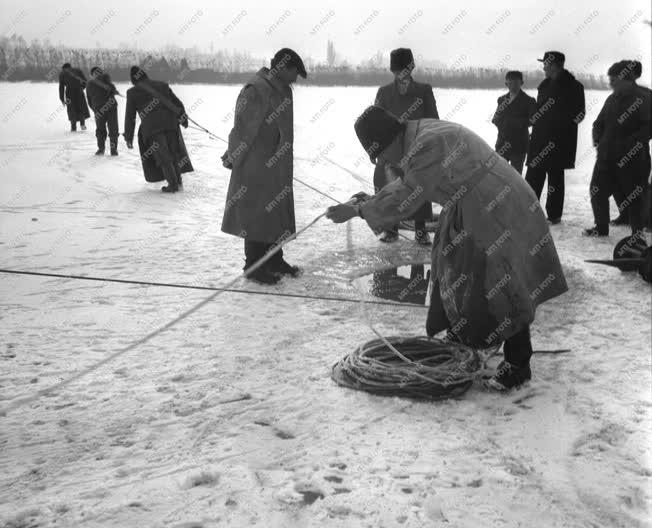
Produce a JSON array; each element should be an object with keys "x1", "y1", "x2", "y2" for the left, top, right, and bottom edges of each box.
[{"x1": 354, "y1": 264, "x2": 431, "y2": 305}]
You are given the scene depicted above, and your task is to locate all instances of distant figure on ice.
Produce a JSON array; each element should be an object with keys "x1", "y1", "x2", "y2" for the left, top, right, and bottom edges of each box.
[
  {"x1": 373, "y1": 48, "x2": 439, "y2": 245},
  {"x1": 86, "y1": 67, "x2": 120, "y2": 156},
  {"x1": 525, "y1": 51, "x2": 585, "y2": 225},
  {"x1": 123, "y1": 66, "x2": 193, "y2": 193},
  {"x1": 491, "y1": 71, "x2": 537, "y2": 174},
  {"x1": 221, "y1": 48, "x2": 307, "y2": 285},
  {"x1": 326, "y1": 106, "x2": 568, "y2": 391},
  {"x1": 583, "y1": 60, "x2": 652, "y2": 238},
  {"x1": 59, "y1": 63, "x2": 90, "y2": 132}
]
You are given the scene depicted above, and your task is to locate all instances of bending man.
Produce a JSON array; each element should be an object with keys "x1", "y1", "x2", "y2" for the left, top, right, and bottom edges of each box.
[{"x1": 326, "y1": 106, "x2": 568, "y2": 391}]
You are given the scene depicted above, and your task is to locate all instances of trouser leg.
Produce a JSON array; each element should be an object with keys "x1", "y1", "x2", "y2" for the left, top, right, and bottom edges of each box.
[
  {"x1": 525, "y1": 166, "x2": 546, "y2": 199},
  {"x1": 613, "y1": 186, "x2": 626, "y2": 218},
  {"x1": 107, "y1": 108, "x2": 119, "y2": 152},
  {"x1": 545, "y1": 169, "x2": 565, "y2": 220},
  {"x1": 244, "y1": 240, "x2": 268, "y2": 269},
  {"x1": 374, "y1": 162, "x2": 398, "y2": 234},
  {"x1": 503, "y1": 325, "x2": 533, "y2": 367},
  {"x1": 95, "y1": 113, "x2": 108, "y2": 150},
  {"x1": 510, "y1": 152, "x2": 526, "y2": 175},
  {"x1": 619, "y1": 163, "x2": 646, "y2": 236},
  {"x1": 589, "y1": 160, "x2": 611, "y2": 229},
  {"x1": 161, "y1": 162, "x2": 178, "y2": 190}
]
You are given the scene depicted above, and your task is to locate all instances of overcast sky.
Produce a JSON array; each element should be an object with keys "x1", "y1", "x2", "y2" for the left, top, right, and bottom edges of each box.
[{"x1": 1, "y1": 0, "x2": 650, "y2": 82}]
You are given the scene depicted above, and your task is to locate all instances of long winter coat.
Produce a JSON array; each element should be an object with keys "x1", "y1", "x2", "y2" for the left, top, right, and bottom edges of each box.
[
  {"x1": 59, "y1": 68, "x2": 90, "y2": 122},
  {"x1": 124, "y1": 79, "x2": 194, "y2": 181},
  {"x1": 221, "y1": 68, "x2": 295, "y2": 243},
  {"x1": 527, "y1": 70, "x2": 585, "y2": 170},
  {"x1": 359, "y1": 119, "x2": 568, "y2": 347}
]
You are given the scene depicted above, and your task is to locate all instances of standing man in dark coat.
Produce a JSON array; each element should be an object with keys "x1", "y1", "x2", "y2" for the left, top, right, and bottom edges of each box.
[
  {"x1": 492, "y1": 71, "x2": 537, "y2": 174},
  {"x1": 525, "y1": 51, "x2": 585, "y2": 224},
  {"x1": 583, "y1": 60, "x2": 651, "y2": 238},
  {"x1": 221, "y1": 48, "x2": 306, "y2": 285},
  {"x1": 59, "y1": 63, "x2": 90, "y2": 132},
  {"x1": 123, "y1": 66, "x2": 193, "y2": 193},
  {"x1": 374, "y1": 48, "x2": 439, "y2": 245},
  {"x1": 86, "y1": 67, "x2": 120, "y2": 156}
]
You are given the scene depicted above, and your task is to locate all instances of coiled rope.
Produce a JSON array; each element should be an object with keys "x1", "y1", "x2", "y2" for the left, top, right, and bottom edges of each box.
[{"x1": 331, "y1": 336, "x2": 485, "y2": 400}]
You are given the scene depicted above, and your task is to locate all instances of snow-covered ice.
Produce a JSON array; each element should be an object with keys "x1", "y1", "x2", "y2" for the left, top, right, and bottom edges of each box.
[{"x1": 0, "y1": 82, "x2": 650, "y2": 527}]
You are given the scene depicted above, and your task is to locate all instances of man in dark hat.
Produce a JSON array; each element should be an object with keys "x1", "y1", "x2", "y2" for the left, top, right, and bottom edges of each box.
[
  {"x1": 86, "y1": 66, "x2": 120, "y2": 156},
  {"x1": 583, "y1": 60, "x2": 651, "y2": 238},
  {"x1": 59, "y1": 63, "x2": 90, "y2": 132},
  {"x1": 492, "y1": 71, "x2": 537, "y2": 174},
  {"x1": 221, "y1": 48, "x2": 307, "y2": 285},
  {"x1": 373, "y1": 48, "x2": 439, "y2": 245},
  {"x1": 525, "y1": 51, "x2": 585, "y2": 224},
  {"x1": 325, "y1": 106, "x2": 567, "y2": 391},
  {"x1": 123, "y1": 66, "x2": 194, "y2": 193}
]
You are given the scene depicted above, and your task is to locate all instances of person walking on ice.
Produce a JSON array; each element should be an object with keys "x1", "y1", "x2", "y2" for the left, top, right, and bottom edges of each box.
[
  {"x1": 59, "y1": 63, "x2": 90, "y2": 132},
  {"x1": 123, "y1": 66, "x2": 193, "y2": 193},
  {"x1": 326, "y1": 106, "x2": 568, "y2": 391},
  {"x1": 86, "y1": 67, "x2": 120, "y2": 156}
]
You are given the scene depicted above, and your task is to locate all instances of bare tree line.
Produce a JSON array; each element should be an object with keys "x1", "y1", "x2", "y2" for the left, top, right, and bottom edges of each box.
[{"x1": 0, "y1": 35, "x2": 609, "y2": 89}]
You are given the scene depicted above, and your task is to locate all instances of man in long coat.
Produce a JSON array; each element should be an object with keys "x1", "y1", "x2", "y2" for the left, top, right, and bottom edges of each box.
[
  {"x1": 525, "y1": 51, "x2": 585, "y2": 224},
  {"x1": 123, "y1": 66, "x2": 193, "y2": 193},
  {"x1": 326, "y1": 106, "x2": 568, "y2": 391},
  {"x1": 374, "y1": 48, "x2": 439, "y2": 245},
  {"x1": 86, "y1": 66, "x2": 120, "y2": 156},
  {"x1": 491, "y1": 71, "x2": 537, "y2": 174},
  {"x1": 221, "y1": 48, "x2": 307, "y2": 285},
  {"x1": 59, "y1": 63, "x2": 90, "y2": 131},
  {"x1": 584, "y1": 60, "x2": 652, "y2": 237}
]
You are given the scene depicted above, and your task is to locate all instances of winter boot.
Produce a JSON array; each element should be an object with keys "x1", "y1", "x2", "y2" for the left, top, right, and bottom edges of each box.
[
  {"x1": 110, "y1": 148, "x2": 118, "y2": 156},
  {"x1": 161, "y1": 185, "x2": 178, "y2": 193},
  {"x1": 582, "y1": 225, "x2": 608, "y2": 237},
  {"x1": 95, "y1": 148, "x2": 105, "y2": 156},
  {"x1": 80, "y1": 120, "x2": 87, "y2": 131},
  {"x1": 484, "y1": 362, "x2": 531, "y2": 391},
  {"x1": 379, "y1": 230, "x2": 399, "y2": 243},
  {"x1": 70, "y1": 122, "x2": 77, "y2": 132},
  {"x1": 269, "y1": 258, "x2": 300, "y2": 277}
]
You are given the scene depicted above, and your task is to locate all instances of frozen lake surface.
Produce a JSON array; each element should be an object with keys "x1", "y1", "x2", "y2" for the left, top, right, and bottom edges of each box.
[{"x1": 0, "y1": 82, "x2": 650, "y2": 527}]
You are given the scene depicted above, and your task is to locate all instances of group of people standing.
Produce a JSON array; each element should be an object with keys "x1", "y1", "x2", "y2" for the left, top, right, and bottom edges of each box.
[
  {"x1": 58, "y1": 63, "x2": 194, "y2": 192},
  {"x1": 219, "y1": 46, "x2": 650, "y2": 392},
  {"x1": 489, "y1": 53, "x2": 651, "y2": 241},
  {"x1": 55, "y1": 46, "x2": 650, "y2": 392}
]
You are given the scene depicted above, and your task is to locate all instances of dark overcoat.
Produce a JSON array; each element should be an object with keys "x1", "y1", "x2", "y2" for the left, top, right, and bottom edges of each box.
[
  {"x1": 221, "y1": 68, "x2": 295, "y2": 243},
  {"x1": 124, "y1": 79, "x2": 194, "y2": 181},
  {"x1": 527, "y1": 70, "x2": 585, "y2": 170},
  {"x1": 492, "y1": 90, "x2": 537, "y2": 156},
  {"x1": 592, "y1": 83, "x2": 651, "y2": 164},
  {"x1": 374, "y1": 79, "x2": 439, "y2": 221},
  {"x1": 86, "y1": 73, "x2": 118, "y2": 113},
  {"x1": 59, "y1": 68, "x2": 90, "y2": 122}
]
